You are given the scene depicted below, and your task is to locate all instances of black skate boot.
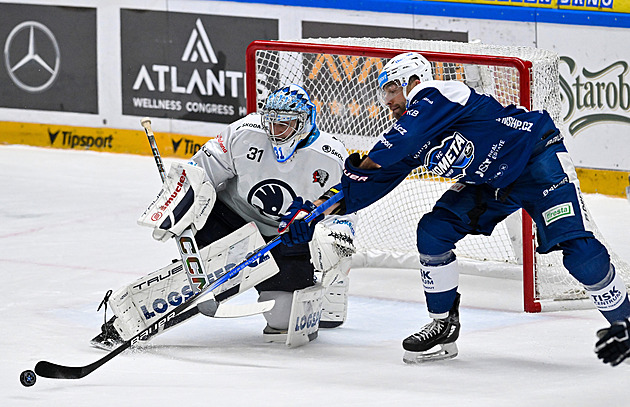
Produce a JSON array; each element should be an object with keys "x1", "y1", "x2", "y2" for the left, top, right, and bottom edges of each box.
[
  {"x1": 90, "y1": 316, "x2": 124, "y2": 351},
  {"x1": 402, "y1": 292, "x2": 461, "y2": 363},
  {"x1": 262, "y1": 324, "x2": 288, "y2": 343},
  {"x1": 90, "y1": 289, "x2": 124, "y2": 351},
  {"x1": 262, "y1": 325, "x2": 318, "y2": 344}
]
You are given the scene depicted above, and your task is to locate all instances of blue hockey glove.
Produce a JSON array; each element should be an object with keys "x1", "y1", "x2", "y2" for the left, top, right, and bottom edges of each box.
[
  {"x1": 278, "y1": 197, "x2": 324, "y2": 247},
  {"x1": 595, "y1": 319, "x2": 630, "y2": 366},
  {"x1": 341, "y1": 152, "x2": 412, "y2": 213}
]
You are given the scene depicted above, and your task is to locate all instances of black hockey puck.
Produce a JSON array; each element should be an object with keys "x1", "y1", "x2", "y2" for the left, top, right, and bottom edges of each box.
[{"x1": 20, "y1": 370, "x2": 36, "y2": 387}]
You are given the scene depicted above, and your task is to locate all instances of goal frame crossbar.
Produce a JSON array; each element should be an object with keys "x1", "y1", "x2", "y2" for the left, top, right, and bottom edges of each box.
[{"x1": 245, "y1": 39, "x2": 541, "y2": 312}]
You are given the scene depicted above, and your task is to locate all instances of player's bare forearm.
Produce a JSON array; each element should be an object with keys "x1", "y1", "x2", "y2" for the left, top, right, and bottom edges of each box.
[{"x1": 358, "y1": 156, "x2": 381, "y2": 169}]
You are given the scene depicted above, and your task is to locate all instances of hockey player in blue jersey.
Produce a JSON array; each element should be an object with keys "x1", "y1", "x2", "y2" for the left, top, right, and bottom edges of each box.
[
  {"x1": 283, "y1": 52, "x2": 630, "y2": 365},
  {"x1": 346, "y1": 52, "x2": 630, "y2": 363}
]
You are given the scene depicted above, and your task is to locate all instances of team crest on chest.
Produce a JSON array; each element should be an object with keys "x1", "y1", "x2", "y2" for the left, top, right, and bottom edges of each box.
[
  {"x1": 425, "y1": 132, "x2": 475, "y2": 179},
  {"x1": 312, "y1": 169, "x2": 329, "y2": 187},
  {"x1": 247, "y1": 179, "x2": 296, "y2": 220}
]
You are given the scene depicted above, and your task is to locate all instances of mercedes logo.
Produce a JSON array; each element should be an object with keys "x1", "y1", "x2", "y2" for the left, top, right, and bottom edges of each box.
[{"x1": 4, "y1": 21, "x2": 60, "y2": 93}]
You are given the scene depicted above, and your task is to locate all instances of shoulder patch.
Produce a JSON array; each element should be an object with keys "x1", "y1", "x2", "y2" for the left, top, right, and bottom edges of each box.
[
  {"x1": 312, "y1": 169, "x2": 329, "y2": 187},
  {"x1": 321, "y1": 144, "x2": 345, "y2": 162}
]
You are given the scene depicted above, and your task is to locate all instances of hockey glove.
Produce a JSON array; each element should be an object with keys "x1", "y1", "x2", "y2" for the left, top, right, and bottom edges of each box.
[
  {"x1": 309, "y1": 216, "x2": 356, "y2": 271},
  {"x1": 137, "y1": 162, "x2": 216, "y2": 242},
  {"x1": 278, "y1": 197, "x2": 324, "y2": 247},
  {"x1": 341, "y1": 152, "x2": 411, "y2": 213},
  {"x1": 595, "y1": 318, "x2": 630, "y2": 366}
]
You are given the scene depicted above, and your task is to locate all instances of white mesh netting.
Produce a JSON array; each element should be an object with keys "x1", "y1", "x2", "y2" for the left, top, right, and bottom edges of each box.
[{"x1": 249, "y1": 37, "x2": 630, "y2": 310}]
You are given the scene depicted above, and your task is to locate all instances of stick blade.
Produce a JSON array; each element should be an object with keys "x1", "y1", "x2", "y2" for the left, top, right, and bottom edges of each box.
[
  {"x1": 35, "y1": 361, "x2": 86, "y2": 379},
  {"x1": 213, "y1": 299, "x2": 275, "y2": 318}
]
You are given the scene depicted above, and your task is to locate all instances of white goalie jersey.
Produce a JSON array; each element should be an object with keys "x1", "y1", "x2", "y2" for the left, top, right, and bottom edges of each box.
[{"x1": 191, "y1": 112, "x2": 349, "y2": 237}]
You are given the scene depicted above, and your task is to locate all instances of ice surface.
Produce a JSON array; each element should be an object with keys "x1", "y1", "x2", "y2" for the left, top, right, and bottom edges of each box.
[{"x1": 2, "y1": 145, "x2": 629, "y2": 406}]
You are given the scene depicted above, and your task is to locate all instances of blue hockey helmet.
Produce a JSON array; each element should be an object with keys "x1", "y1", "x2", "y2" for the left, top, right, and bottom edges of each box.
[{"x1": 261, "y1": 84, "x2": 317, "y2": 163}]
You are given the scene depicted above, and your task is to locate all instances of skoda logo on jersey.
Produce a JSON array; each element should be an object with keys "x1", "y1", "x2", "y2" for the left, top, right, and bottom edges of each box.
[
  {"x1": 425, "y1": 132, "x2": 475, "y2": 179},
  {"x1": 247, "y1": 179, "x2": 296, "y2": 220},
  {"x1": 4, "y1": 21, "x2": 61, "y2": 93}
]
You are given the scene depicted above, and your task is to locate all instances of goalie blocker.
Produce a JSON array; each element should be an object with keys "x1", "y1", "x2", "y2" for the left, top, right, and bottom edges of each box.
[{"x1": 137, "y1": 162, "x2": 216, "y2": 242}]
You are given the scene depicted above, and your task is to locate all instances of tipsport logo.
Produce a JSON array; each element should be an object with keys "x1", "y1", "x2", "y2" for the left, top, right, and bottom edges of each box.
[{"x1": 48, "y1": 129, "x2": 113, "y2": 149}]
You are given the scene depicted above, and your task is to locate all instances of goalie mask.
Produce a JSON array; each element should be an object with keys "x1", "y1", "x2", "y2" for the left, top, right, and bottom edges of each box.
[
  {"x1": 377, "y1": 52, "x2": 433, "y2": 107},
  {"x1": 262, "y1": 84, "x2": 318, "y2": 163}
]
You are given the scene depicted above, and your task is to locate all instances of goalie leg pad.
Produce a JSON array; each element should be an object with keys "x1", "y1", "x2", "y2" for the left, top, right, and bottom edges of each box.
[
  {"x1": 260, "y1": 285, "x2": 325, "y2": 348},
  {"x1": 308, "y1": 215, "x2": 355, "y2": 328},
  {"x1": 105, "y1": 222, "x2": 278, "y2": 342},
  {"x1": 320, "y1": 257, "x2": 350, "y2": 328},
  {"x1": 286, "y1": 283, "x2": 325, "y2": 348}
]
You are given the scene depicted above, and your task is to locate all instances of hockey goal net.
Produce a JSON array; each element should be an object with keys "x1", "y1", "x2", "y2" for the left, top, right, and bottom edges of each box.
[{"x1": 245, "y1": 38, "x2": 630, "y2": 312}]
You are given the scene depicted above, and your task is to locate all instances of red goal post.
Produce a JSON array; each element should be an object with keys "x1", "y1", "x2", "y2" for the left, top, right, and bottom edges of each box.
[{"x1": 244, "y1": 38, "x2": 625, "y2": 313}]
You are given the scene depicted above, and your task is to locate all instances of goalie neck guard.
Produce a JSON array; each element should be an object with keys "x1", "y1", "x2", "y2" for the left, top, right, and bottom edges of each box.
[{"x1": 261, "y1": 84, "x2": 318, "y2": 163}]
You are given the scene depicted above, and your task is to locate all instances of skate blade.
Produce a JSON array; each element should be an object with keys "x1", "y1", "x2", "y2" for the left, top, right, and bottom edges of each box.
[
  {"x1": 89, "y1": 339, "x2": 118, "y2": 352},
  {"x1": 263, "y1": 333, "x2": 288, "y2": 343},
  {"x1": 402, "y1": 343, "x2": 458, "y2": 364}
]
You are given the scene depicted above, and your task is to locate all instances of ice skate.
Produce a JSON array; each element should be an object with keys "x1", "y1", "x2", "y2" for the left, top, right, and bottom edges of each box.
[
  {"x1": 402, "y1": 293, "x2": 461, "y2": 363},
  {"x1": 90, "y1": 316, "x2": 124, "y2": 351},
  {"x1": 262, "y1": 324, "x2": 288, "y2": 343}
]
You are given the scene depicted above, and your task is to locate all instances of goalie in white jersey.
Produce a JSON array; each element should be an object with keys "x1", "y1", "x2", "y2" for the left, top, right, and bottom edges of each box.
[{"x1": 91, "y1": 85, "x2": 355, "y2": 349}]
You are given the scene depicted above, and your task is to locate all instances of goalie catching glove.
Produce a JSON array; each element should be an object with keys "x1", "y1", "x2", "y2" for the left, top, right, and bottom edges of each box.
[
  {"x1": 138, "y1": 162, "x2": 216, "y2": 241},
  {"x1": 595, "y1": 318, "x2": 630, "y2": 367}
]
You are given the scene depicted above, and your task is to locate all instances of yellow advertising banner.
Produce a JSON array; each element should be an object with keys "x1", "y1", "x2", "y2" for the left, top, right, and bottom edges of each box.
[
  {"x1": 2, "y1": 121, "x2": 628, "y2": 197},
  {"x1": 423, "y1": 0, "x2": 627, "y2": 13},
  {"x1": 0, "y1": 121, "x2": 210, "y2": 159}
]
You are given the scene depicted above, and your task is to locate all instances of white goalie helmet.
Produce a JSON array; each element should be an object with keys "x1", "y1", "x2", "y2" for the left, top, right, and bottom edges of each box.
[
  {"x1": 377, "y1": 52, "x2": 433, "y2": 106},
  {"x1": 261, "y1": 84, "x2": 318, "y2": 163}
]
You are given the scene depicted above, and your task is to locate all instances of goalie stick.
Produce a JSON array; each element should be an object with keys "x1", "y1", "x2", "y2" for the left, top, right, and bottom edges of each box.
[
  {"x1": 33, "y1": 188, "x2": 343, "y2": 380},
  {"x1": 140, "y1": 117, "x2": 211, "y2": 298}
]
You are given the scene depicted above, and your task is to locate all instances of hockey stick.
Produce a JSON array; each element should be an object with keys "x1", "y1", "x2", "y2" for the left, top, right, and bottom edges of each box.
[
  {"x1": 140, "y1": 117, "x2": 211, "y2": 297},
  {"x1": 33, "y1": 190, "x2": 343, "y2": 380}
]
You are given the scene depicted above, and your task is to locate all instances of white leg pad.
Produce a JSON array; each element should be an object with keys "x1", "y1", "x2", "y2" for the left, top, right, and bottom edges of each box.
[
  {"x1": 286, "y1": 284, "x2": 325, "y2": 348},
  {"x1": 108, "y1": 222, "x2": 278, "y2": 341},
  {"x1": 320, "y1": 257, "x2": 350, "y2": 327}
]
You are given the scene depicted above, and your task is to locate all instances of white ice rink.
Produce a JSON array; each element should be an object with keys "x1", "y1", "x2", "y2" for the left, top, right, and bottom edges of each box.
[{"x1": 2, "y1": 144, "x2": 630, "y2": 406}]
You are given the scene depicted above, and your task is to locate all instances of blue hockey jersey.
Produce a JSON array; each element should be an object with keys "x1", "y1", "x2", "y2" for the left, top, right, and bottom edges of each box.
[{"x1": 342, "y1": 80, "x2": 560, "y2": 213}]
